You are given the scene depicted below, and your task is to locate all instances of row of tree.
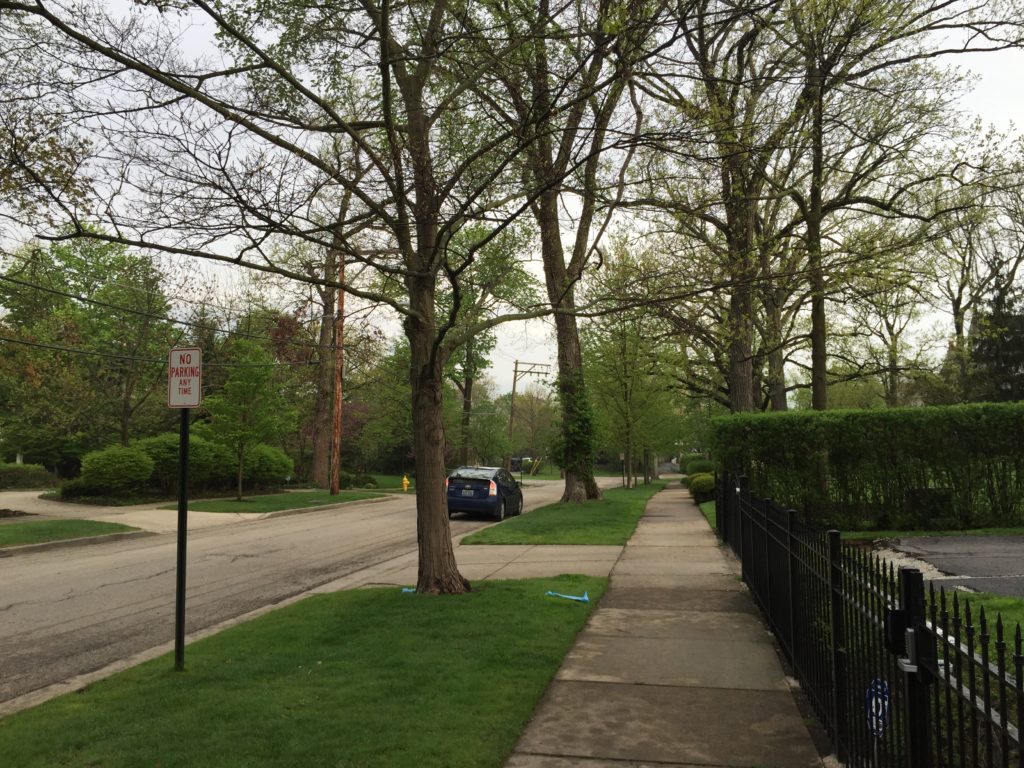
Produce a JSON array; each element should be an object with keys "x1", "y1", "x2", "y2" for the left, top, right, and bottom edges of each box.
[
  {"x1": 0, "y1": 239, "x2": 574, "y2": 479},
  {"x1": 1, "y1": 0, "x2": 1022, "y2": 591}
]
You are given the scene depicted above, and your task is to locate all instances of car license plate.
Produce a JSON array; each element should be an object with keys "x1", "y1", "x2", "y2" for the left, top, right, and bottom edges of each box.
[{"x1": 461, "y1": 489, "x2": 475, "y2": 497}]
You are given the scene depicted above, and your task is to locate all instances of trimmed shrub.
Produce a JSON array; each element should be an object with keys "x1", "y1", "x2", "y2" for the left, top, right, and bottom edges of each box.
[
  {"x1": 688, "y1": 473, "x2": 716, "y2": 503},
  {"x1": 80, "y1": 446, "x2": 155, "y2": 494},
  {"x1": 336, "y1": 470, "x2": 356, "y2": 490},
  {"x1": 59, "y1": 477, "x2": 104, "y2": 499},
  {"x1": 685, "y1": 458, "x2": 717, "y2": 476},
  {"x1": 243, "y1": 444, "x2": 294, "y2": 488},
  {"x1": 711, "y1": 403, "x2": 1024, "y2": 530},
  {"x1": 680, "y1": 452, "x2": 705, "y2": 467},
  {"x1": 333, "y1": 471, "x2": 377, "y2": 490},
  {"x1": 354, "y1": 472, "x2": 377, "y2": 488},
  {"x1": 135, "y1": 433, "x2": 180, "y2": 492},
  {"x1": 0, "y1": 463, "x2": 54, "y2": 489},
  {"x1": 136, "y1": 433, "x2": 231, "y2": 493}
]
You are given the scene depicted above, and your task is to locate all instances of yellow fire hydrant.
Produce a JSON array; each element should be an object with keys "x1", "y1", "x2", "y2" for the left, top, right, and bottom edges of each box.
[{"x1": 402, "y1": 474, "x2": 410, "y2": 493}]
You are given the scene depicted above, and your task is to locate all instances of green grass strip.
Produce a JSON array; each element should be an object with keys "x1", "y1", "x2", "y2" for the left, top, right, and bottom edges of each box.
[
  {"x1": 462, "y1": 481, "x2": 666, "y2": 545},
  {"x1": 0, "y1": 519, "x2": 137, "y2": 548},
  {"x1": 162, "y1": 489, "x2": 384, "y2": 514},
  {"x1": 699, "y1": 500, "x2": 716, "y2": 529},
  {"x1": 0, "y1": 576, "x2": 605, "y2": 768}
]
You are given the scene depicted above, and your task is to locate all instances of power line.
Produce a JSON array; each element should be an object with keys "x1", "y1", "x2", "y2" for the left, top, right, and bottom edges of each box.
[
  {"x1": 1, "y1": 247, "x2": 359, "y2": 329},
  {"x1": 0, "y1": 335, "x2": 322, "y2": 368}
]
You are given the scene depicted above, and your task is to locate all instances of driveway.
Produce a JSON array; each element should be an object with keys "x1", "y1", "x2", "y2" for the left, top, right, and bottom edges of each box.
[
  {"x1": 0, "y1": 489, "x2": 270, "y2": 533},
  {"x1": 880, "y1": 535, "x2": 1024, "y2": 598}
]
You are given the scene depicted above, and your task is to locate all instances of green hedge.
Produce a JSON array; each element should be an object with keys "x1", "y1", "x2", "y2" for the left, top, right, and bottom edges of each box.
[
  {"x1": 688, "y1": 472, "x2": 716, "y2": 503},
  {"x1": 79, "y1": 446, "x2": 155, "y2": 494},
  {"x1": 685, "y1": 458, "x2": 717, "y2": 476},
  {"x1": 710, "y1": 403, "x2": 1024, "y2": 530},
  {"x1": 0, "y1": 463, "x2": 54, "y2": 489}
]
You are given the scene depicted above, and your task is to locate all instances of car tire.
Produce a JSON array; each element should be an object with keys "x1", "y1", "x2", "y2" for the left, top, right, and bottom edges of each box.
[
  {"x1": 515, "y1": 495, "x2": 523, "y2": 516},
  {"x1": 494, "y1": 498, "x2": 506, "y2": 522}
]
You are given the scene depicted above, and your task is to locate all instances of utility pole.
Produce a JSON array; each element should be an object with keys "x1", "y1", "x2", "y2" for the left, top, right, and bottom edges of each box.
[{"x1": 505, "y1": 360, "x2": 550, "y2": 469}]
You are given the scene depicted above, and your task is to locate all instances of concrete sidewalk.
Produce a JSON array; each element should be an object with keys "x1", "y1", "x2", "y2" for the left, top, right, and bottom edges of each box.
[{"x1": 506, "y1": 485, "x2": 825, "y2": 768}]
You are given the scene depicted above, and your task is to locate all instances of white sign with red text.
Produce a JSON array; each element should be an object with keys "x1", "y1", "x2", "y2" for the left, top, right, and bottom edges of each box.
[{"x1": 168, "y1": 348, "x2": 203, "y2": 408}]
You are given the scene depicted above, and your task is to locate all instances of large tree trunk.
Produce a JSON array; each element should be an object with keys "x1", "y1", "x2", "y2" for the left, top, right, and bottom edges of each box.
[
  {"x1": 762, "y1": 269, "x2": 789, "y2": 411},
  {"x1": 808, "y1": 65, "x2": 828, "y2": 412},
  {"x1": 727, "y1": 271, "x2": 756, "y2": 412},
  {"x1": 553, "y1": 311, "x2": 601, "y2": 502},
  {"x1": 458, "y1": 373, "x2": 473, "y2": 466},
  {"x1": 407, "y1": 279, "x2": 470, "y2": 595},
  {"x1": 235, "y1": 446, "x2": 245, "y2": 501},
  {"x1": 722, "y1": 152, "x2": 758, "y2": 413},
  {"x1": 310, "y1": 282, "x2": 336, "y2": 488},
  {"x1": 536, "y1": 190, "x2": 600, "y2": 502}
]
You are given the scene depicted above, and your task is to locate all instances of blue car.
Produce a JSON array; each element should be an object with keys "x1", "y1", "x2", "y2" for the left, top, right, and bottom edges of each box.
[{"x1": 446, "y1": 466, "x2": 524, "y2": 521}]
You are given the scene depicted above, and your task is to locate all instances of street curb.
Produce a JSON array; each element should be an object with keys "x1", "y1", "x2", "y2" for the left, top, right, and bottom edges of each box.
[
  {"x1": 0, "y1": 530, "x2": 158, "y2": 558},
  {"x1": 260, "y1": 493, "x2": 396, "y2": 519}
]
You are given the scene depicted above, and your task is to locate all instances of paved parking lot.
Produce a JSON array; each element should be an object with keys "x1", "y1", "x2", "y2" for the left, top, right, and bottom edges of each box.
[{"x1": 883, "y1": 535, "x2": 1024, "y2": 597}]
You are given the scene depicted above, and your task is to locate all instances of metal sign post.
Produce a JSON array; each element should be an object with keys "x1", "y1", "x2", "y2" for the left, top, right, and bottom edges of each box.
[{"x1": 168, "y1": 347, "x2": 202, "y2": 671}]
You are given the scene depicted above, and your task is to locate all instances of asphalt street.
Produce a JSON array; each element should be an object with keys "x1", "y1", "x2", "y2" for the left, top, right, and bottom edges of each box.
[{"x1": 0, "y1": 480, "x2": 579, "y2": 708}]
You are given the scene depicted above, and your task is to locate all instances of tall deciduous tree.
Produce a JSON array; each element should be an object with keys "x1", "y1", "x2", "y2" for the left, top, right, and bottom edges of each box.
[
  {"x1": 201, "y1": 339, "x2": 295, "y2": 500},
  {"x1": 2, "y1": 0, "x2": 581, "y2": 593},
  {"x1": 475, "y1": 0, "x2": 664, "y2": 501}
]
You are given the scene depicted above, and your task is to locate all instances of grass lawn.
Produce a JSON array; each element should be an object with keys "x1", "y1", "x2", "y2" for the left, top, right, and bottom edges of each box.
[
  {"x1": 371, "y1": 473, "x2": 413, "y2": 490},
  {"x1": 462, "y1": 481, "x2": 666, "y2": 546},
  {"x1": 160, "y1": 489, "x2": 384, "y2": 514},
  {"x1": 955, "y1": 591, "x2": 1024, "y2": 635},
  {"x1": 0, "y1": 575, "x2": 605, "y2": 768},
  {"x1": 0, "y1": 519, "x2": 138, "y2": 548},
  {"x1": 699, "y1": 500, "x2": 716, "y2": 529}
]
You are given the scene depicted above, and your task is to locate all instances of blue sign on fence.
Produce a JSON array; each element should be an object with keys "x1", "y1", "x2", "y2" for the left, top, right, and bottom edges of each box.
[{"x1": 865, "y1": 678, "x2": 890, "y2": 737}]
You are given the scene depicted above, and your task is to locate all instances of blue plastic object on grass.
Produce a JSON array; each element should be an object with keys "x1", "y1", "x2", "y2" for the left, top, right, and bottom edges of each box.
[
  {"x1": 401, "y1": 587, "x2": 416, "y2": 593},
  {"x1": 545, "y1": 590, "x2": 589, "y2": 603}
]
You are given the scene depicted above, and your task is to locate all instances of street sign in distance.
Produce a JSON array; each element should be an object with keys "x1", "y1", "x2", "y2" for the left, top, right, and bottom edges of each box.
[{"x1": 168, "y1": 347, "x2": 203, "y2": 408}]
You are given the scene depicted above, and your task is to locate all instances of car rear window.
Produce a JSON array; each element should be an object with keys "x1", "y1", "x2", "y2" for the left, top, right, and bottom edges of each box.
[{"x1": 450, "y1": 468, "x2": 496, "y2": 480}]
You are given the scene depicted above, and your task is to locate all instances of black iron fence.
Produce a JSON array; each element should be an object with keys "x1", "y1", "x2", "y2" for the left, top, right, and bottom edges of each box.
[{"x1": 716, "y1": 473, "x2": 1024, "y2": 767}]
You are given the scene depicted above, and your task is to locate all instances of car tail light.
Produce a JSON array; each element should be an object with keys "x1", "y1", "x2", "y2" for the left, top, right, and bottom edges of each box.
[
  {"x1": 489, "y1": 480, "x2": 497, "y2": 496},
  {"x1": 445, "y1": 478, "x2": 449, "y2": 490}
]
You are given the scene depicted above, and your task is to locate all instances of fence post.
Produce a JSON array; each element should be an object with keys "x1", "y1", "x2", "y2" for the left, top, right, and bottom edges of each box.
[
  {"x1": 899, "y1": 567, "x2": 933, "y2": 768},
  {"x1": 737, "y1": 475, "x2": 748, "y2": 580},
  {"x1": 763, "y1": 497, "x2": 773, "y2": 621},
  {"x1": 715, "y1": 471, "x2": 725, "y2": 542},
  {"x1": 828, "y1": 530, "x2": 849, "y2": 763},
  {"x1": 786, "y1": 508, "x2": 797, "y2": 662}
]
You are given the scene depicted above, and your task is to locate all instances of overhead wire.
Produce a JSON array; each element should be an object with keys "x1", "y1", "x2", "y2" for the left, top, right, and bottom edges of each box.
[{"x1": 0, "y1": 334, "x2": 322, "y2": 367}]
